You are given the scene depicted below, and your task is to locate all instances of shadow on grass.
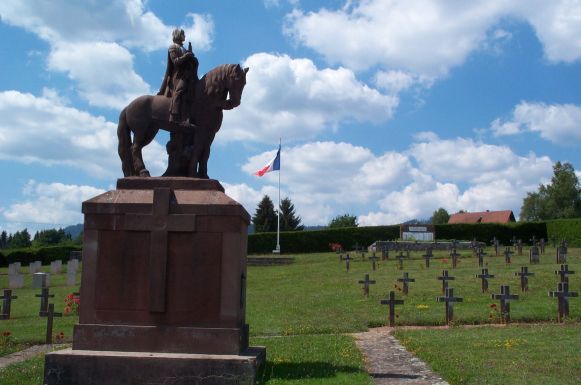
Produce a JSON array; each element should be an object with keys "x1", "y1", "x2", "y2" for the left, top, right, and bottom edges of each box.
[{"x1": 256, "y1": 361, "x2": 366, "y2": 383}]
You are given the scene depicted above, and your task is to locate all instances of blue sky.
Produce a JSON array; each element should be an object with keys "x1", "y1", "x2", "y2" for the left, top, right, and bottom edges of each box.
[{"x1": 0, "y1": 0, "x2": 580, "y2": 234}]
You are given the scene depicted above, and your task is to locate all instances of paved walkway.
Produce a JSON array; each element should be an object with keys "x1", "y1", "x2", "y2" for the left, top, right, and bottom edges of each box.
[
  {"x1": 0, "y1": 344, "x2": 66, "y2": 369},
  {"x1": 352, "y1": 327, "x2": 450, "y2": 385}
]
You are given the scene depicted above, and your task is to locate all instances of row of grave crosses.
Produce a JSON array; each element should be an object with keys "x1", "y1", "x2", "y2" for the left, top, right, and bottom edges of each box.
[
  {"x1": 0, "y1": 287, "x2": 78, "y2": 344},
  {"x1": 355, "y1": 264, "x2": 577, "y2": 326}
]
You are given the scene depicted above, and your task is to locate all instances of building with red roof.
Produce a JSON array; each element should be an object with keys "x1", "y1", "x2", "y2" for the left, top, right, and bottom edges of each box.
[{"x1": 448, "y1": 210, "x2": 516, "y2": 224}]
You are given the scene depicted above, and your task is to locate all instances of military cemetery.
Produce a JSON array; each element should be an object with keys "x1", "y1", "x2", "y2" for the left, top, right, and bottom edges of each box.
[{"x1": 0, "y1": 1, "x2": 580, "y2": 385}]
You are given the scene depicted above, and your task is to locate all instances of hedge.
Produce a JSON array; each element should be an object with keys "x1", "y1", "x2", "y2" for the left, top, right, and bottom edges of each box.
[
  {"x1": 546, "y1": 218, "x2": 581, "y2": 247},
  {"x1": 434, "y1": 222, "x2": 547, "y2": 245},
  {"x1": 0, "y1": 245, "x2": 82, "y2": 267},
  {"x1": 248, "y1": 225, "x2": 400, "y2": 254}
]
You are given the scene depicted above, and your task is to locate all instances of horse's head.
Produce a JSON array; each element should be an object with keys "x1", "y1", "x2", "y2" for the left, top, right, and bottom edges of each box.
[{"x1": 225, "y1": 64, "x2": 249, "y2": 108}]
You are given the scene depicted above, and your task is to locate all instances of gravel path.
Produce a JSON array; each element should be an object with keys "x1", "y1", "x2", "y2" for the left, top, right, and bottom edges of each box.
[
  {"x1": 353, "y1": 327, "x2": 450, "y2": 385},
  {"x1": 0, "y1": 344, "x2": 66, "y2": 369}
]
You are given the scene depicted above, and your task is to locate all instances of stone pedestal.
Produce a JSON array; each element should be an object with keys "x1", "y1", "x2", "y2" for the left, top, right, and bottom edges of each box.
[{"x1": 44, "y1": 177, "x2": 264, "y2": 384}]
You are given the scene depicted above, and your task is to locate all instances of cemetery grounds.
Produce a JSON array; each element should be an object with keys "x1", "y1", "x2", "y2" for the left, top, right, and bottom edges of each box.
[{"x1": 0, "y1": 245, "x2": 579, "y2": 385}]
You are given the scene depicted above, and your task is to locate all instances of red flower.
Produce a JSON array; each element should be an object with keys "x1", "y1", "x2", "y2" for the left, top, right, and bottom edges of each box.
[
  {"x1": 441, "y1": 259, "x2": 449, "y2": 264},
  {"x1": 66, "y1": 293, "x2": 74, "y2": 300},
  {"x1": 490, "y1": 303, "x2": 497, "y2": 308},
  {"x1": 73, "y1": 298, "x2": 80, "y2": 305},
  {"x1": 63, "y1": 306, "x2": 71, "y2": 315},
  {"x1": 2, "y1": 331, "x2": 11, "y2": 337}
]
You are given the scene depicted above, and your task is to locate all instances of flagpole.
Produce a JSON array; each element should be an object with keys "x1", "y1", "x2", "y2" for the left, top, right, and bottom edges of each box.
[{"x1": 275, "y1": 137, "x2": 281, "y2": 254}]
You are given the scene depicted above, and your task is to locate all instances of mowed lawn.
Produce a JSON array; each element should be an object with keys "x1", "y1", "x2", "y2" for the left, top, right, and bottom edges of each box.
[{"x1": 0, "y1": 246, "x2": 580, "y2": 384}]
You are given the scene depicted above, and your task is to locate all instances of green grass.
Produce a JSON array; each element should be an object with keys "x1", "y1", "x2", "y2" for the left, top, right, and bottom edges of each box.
[
  {"x1": 395, "y1": 323, "x2": 581, "y2": 385},
  {"x1": 0, "y1": 354, "x2": 44, "y2": 385}
]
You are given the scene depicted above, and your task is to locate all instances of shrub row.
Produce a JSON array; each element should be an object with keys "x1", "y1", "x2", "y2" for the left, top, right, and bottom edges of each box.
[
  {"x1": 433, "y1": 222, "x2": 548, "y2": 245},
  {"x1": 0, "y1": 245, "x2": 82, "y2": 267},
  {"x1": 546, "y1": 218, "x2": 581, "y2": 247}
]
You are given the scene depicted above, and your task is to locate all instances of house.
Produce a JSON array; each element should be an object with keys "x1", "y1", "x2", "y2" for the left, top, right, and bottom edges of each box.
[{"x1": 448, "y1": 210, "x2": 516, "y2": 224}]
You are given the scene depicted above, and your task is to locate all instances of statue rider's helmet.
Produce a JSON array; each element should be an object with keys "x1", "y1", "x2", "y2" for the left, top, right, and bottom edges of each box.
[{"x1": 172, "y1": 28, "x2": 185, "y2": 44}]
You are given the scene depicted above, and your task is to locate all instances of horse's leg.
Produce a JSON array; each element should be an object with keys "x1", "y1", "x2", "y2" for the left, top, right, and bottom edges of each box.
[
  {"x1": 162, "y1": 132, "x2": 184, "y2": 176},
  {"x1": 117, "y1": 108, "x2": 135, "y2": 176},
  {"x1": 197, "y1": 131, "x2": 216, "y2": 179},
  {"x1": 131, "y1": 126, "x2": 158, "y2": 177}
]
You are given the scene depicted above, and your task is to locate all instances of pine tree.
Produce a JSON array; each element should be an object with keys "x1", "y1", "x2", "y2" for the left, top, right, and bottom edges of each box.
[
  {"x1": 431, "y1": 208, "x2": 450, "y2": 224},
  {"x1": 252, "y1": 195, "x2": 277, "y2": 233},
  {"x1": 10, "y1": 229, "x2": 32, "y2": 248},
  {"x1": 280, "y1": 197, "x2": 303, "y2": 231},
  {"x1": 0, "y1": 230, "x2": 7, "y2": 249}
]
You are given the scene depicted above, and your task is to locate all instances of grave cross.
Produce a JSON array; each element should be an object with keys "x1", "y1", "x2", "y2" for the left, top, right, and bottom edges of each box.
[
  {"x1": 490, "y1": 237, "x2": 500, "y2": 256},
  {"x1": 539, "y1": 238, "x2": 546, "y2": 254},
  {"x1": 516, "y1": 239, "x2": 523, "y2": 256},
  {"x1": 529, "y1": 235, "x2": 537, "y2": 246},
  {"x1": 556, "y1": 243, "x2": 567, "y2": 264},
  {"x1": 0, "y1": 289, "x2": 18, "y2": 320},
  {"x1": 41, "y1": 303, "x2": 62, "y2": 344},
  {"x1": 548, "y1": 282, "x2": 578, "y2": 322},
  {"x1": 396, "y1": 251, "x2": 405, "y2": 270},
  {"x1": 397, "y1": 272, "x2": 416, "y2": 295},
  {"x1": 380, "y1": 291, "x2": 404, "y2": 327},
  {"x1": 529, "y1": 245, "x2": 540, "y2": 264},
  {"x1": 555, "y1": 264, "x2": 574, "y2": 283},
  {"x1": 422, "y1": 247, "x2": 433, "y2": 268},
  {"x1": 344, "y1": 253, "x2": 351, "y2": 272},
  {"x1": 503, "y1": 247, "x2": 513, "y2": 265},
  {"x1": 436, "y1": 287, "x2": 462, "y2": 325},
  {"x1": 476, "y1": 248, "x2": 487, "y2": 268},
  {"x1": 369, "y1": 253, "x2": 379, "y2": 271},
  {"x1": 36, "y1": 287, "x2": 54, "y2": 316},
  {"x1": 124, "y1": 187, "x2": 196, "y2": 313},
  {"x1": 491, "y1": 285, "x2": 519, "y2": 323},
  {"x1": 358, "y1": 274, "x2": 376, "y2": 297},
  {"x1": 449, "y1": 248, "x2": 461, "y2": 268},
  {"x1": 475, "y1": 268, "x2": 495, "y2": 293},
  {"x1": 437, "y1": 270, "x2": 455, "y2": 294},
  {"x1": 381, "y1": 245, "x2": 389, "y2": 261},
  {"x1": 515, "y1": 266, "x2": 534, "y2": 292}
]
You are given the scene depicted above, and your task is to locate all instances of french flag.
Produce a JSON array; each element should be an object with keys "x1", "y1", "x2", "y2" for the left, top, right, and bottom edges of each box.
[{"x1": 254, "y1": 145, "x2": 280, "y2": 177}]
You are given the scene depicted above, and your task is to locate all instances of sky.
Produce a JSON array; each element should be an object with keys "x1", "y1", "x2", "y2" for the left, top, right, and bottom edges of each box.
[{"x1": 0, "y1": 0, "x2": 580, "y2": 234}]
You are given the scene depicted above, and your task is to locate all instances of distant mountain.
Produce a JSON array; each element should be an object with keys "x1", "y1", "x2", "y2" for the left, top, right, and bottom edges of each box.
[{"x1": 64, "y1": 223, "x2": 83, "y2": 239}]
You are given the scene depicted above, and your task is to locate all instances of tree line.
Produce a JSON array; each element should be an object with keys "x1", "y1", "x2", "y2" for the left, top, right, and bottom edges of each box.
[{"x1": 0, "y1": 228, "x2": 78, "y2": 249}]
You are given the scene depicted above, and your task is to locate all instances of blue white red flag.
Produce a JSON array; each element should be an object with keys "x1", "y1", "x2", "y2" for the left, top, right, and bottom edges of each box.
[{"x1": 254, "y1": 145, "x2": 280, "y2": 177}]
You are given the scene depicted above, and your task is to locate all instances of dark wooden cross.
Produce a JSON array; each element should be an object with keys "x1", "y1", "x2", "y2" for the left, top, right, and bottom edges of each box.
[
  {"x1": 555, "y1": 264, "x2": 575, "y2": 283},
  {"x1": 516, "y1": 239, "x2": 523, "y2": 256},
  {"x1": 358, "y1": 274, "x2": 376, "y2": 297},
  {"x1": 503, "y1": 247, "x2": 513, "y2": 265},
  {"x1": 422, "y1": 247, "x2": 433, "y2": 268},
  {"x1": 490, "y1": 237, "x2": 499, "y2": 256},
  {"x1": 36, "y1": 287, "x2": 54, "y2": 316},
  {"x1": 437, "y1": 270, "x2": 455, "y2": 294},
  {"x1": 449, "y1": 248, "x2": 460, "y2": 268},
  {"x1": 539, "y1": 238, "x2": 545, "y2": 254},
  {"x1": 396, "y1": 251, "x2": 405, "y2": 270},
  {"x1": 491, "y1": 285, "x2": 519, "y2": 323},
  {"x1": 125, "y1": 188, "x2": 196, "y2": 313},
  {"x1": 556, "y1": 243, "x2": 567, "y2": 264},
  {"x1": 381, "y1": 245, "x2": 389, "y2": 261},
  {"x1": 529, "y1": 235, "x2": 537, "y2": 246},
  {"x1": 397, "y1": 272, "x2": 415, "y2": 295},
  {"x1": 476, "y1": 247, "x2": 487, "y2": 268},
  {"x1": 437, "y1": 287, "x2": 462, "y2": 325},
  {"x1": 369, "y1": 253, "x2": 379, "y2": 271},
  {"x1": 515, "y1": 266, "x2": 534, "y2": 292},
  {"x1": 0, "y1": 289, "x2": 17, "y2": 320},
  {"x1": 475, "y1": 268, "x2": 495, "y2": 293},
  {"x1": 380, "y1": 291, "x2": 404, "y2": 327},
  {"x1": 510, "y1": 236, "x2": 517, "y2": 248},
  {"x1": 338, "y1": 252, "x2": 343, "y2": 262},
  {"x1": 41, "y1": 303, "x2": 62, "y2": 344},
  {"x1": 549, "y1": 282, "x2": 578, "y2": 322},
  {"x1": 344, "y1": 253, "x2": 351, "y2": 272},
  {"x1": 529, "y1": 245, "x2": 540, "y2": 264}
]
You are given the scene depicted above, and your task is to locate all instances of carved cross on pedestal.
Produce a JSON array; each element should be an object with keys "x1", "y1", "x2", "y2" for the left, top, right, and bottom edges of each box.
[
  {"x1": 515, "y1": 266, "x2": 534, "y2": 292},
  {"x1": 125, "y1": 188, "x2": 196, "y2": 313},
  {"x1": 437, "y1": 270, "x2": 455, "y2": 294},
  {"x1": 381, "y1": 291, "x2": 404, "y2": 327},
  {"x1": 476, "y1": 268, "x2": 495, "y2": 293},
  {"x1": 0, "y1": 289, "x2": 17, "y2": 320}
]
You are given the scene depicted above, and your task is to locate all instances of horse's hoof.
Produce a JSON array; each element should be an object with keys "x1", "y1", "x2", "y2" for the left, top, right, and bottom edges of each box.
[
  {"x1": 199, "y1": 174, "x2": 209, "y2": 179},
  {"x1": 139, "y1": 170, "x2": 151, "y2": 177}
]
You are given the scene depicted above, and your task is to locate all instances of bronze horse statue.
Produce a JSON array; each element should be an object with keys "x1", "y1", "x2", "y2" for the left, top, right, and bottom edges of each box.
[{"x1": 117, "y1": 64, "x2": 248, "y2": 178}]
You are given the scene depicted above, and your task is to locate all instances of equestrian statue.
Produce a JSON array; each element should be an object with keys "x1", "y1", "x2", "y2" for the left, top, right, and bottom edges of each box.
[{"x1": 117, "y1": 28, "x2": 248, "y2": 178}]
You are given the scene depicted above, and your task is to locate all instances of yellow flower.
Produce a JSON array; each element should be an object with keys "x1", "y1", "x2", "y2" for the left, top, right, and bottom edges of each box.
[{"x1": 416, "y1": 304, "x2": 429, "y2": 310}]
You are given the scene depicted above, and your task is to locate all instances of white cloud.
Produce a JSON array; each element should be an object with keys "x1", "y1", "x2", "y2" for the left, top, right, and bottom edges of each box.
[
  {"x1": 0, "y1": 90, "x2": 167, "y2": 178},
  {"x1": 2, "y1": 180, "x2": 106, "y2": 229},
  {"x1": 491, "y1": 102, "x2": 581, "y2": 144},
  {"x1": 0, "y1": 0, "x2": 214, "y2": 109},
  {"x1": 284, "y1": 1, "x2": 581, "y2": 80},
  {"x1": 221, "y1": 53, "x2": 398, "y2": 143},
  {"x1": 241, "y1": 137, "x2": 554, "y2": 226}
]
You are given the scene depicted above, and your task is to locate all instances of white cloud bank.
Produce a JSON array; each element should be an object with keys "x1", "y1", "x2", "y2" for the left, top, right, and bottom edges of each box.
[
  {"x1": 236, "y1": 136, "x2": 553, "y2": 226},
  {"x1": 0, "y1": 0, "x2": 214, "y2": 109}
]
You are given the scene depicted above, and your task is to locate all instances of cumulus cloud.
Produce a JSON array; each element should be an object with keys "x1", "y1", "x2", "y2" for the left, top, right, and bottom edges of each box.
[
  {"x1": 221, "y1": 53, "x2": 398, "y2": 143},
  {"x1": 242, "y1": 138, "x2": 554, "y2": 226},
  {"x1": 0, "y1": 90, "x2": 167, "y2": 178},
  {"x1": 1, "y1": 180, "x2": 106, "y2": 230},
  {"x1": 491, "y1": 102, "x2": 581, "y2": 145},
  {"x1": 0, "y1": 0, "x2": 214, "y2": 108},
  {"x1": 284, "y1": 0, "x2": 581, "y2": 80}
]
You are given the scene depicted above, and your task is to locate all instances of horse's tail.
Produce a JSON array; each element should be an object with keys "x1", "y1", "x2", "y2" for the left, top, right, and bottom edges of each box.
[{"x1": 117, "y1": 108, "x2": 134, "y2": 176}]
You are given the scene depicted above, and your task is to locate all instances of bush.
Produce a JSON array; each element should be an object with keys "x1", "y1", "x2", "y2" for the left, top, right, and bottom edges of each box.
[
  {"x1": 546, "y1": 218, "x2": 581, "y2": 247},
  {"x1": 435, "y1": 222, "x2": 547, "y2": 245},
  {"x1": 0, "y1": 245, "x2": 82, "y2": 267},
  {"x1": 248, "y1": 226, "x2": 400, "y2": 254}
]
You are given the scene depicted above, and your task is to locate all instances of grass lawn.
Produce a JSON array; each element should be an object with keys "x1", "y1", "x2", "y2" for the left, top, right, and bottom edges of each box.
[{"x1": 0, "y1": 245, "x2": 579, "y2": 384}]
